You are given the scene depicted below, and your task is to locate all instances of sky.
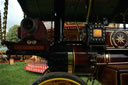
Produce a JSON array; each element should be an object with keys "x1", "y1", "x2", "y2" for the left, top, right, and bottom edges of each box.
[
  {"x1": 0, "y1": 0, "x2": 23, "y2": 31},
  {"x1": 0, "y1": 0, "x2": 52, "y2": 31}
]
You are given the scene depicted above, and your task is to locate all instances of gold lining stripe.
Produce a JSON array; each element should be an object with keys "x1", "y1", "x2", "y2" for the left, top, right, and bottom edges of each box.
[
  {"x1": 39, "y1": 78, "x2": 81, "y2": 85},
  {"x1": 68, "y1": 65, "x2": 73, "y2": 74},
  {"x1": 107, "y1": 47, "x2": 115, "y2": 48},
  {"x1": 104, "y1": 53, "x2": 106, "y2": 63},
  {"x1": 104, "y1": 52, "x2": 111, "y2": 63},
  {"x1": 68, "y1": 52, "x2": 74, "y2": 73},
  {"x1": 73, "y1": 48, "x2": 76, "y2": 73},
  {"x1": 110, "y1": 31, "x2": 115, "y2": 48},
  {"x1": 108, "y1": 52, "x2": 111, "y2": 62}
]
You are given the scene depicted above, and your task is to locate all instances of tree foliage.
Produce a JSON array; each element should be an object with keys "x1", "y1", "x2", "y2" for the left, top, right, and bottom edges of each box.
[{"x1": 6, "y1": 25, "x2": 20, "y2": 42}]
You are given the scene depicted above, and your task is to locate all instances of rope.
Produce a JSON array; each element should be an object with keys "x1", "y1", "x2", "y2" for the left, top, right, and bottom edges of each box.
[
  {"x1": 86, "y1": 0, "x2": 92, "y2": 24},
  {"x1": 2, "y1": 0, "x2": 9, "y2": 40}
]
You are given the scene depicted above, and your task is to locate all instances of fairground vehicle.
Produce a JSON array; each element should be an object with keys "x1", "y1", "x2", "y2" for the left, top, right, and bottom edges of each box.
[{"x1": 1, "y1": 0, "x2": 128, "y2": 85}]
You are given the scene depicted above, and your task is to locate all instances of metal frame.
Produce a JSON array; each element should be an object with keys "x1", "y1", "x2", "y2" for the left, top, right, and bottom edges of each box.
[{"x1": 54, "y1": 0, "x2": 65, "y2": 43}]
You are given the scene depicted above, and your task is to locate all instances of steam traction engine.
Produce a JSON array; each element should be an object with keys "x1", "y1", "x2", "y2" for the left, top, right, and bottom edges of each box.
[{"x1": 2, "y1": 0, "x2": 128, "y2": 85}]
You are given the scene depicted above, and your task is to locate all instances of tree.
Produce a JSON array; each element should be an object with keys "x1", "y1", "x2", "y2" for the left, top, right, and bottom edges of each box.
[{"x1": 6, "y1": 25, "x2": 20, "y2": 42}]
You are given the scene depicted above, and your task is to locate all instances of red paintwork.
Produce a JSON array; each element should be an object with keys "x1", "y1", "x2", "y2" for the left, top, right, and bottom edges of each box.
[
  {"x1": 24, "y1": 62, "x2": 48, "y2": 73},
  {"x1": 0, "y1": 60, "x2": 24, "y2": 63},
  {"x1": 18, "y1": 19, "x2": 47, "y2": 41},
  {"x1": 64, "y1": 24, "x2": 84, "y2": 28}
]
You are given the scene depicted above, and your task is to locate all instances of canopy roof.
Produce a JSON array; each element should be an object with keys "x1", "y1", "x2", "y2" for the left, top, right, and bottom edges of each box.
[{"x1": 18, "y1": 0, "x2": 128, "y2": 22}]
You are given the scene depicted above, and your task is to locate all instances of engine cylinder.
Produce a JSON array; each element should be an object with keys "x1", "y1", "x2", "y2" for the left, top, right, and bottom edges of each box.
[{"x1": 20, "y1": 18, "x2": 37, "y2": 33}]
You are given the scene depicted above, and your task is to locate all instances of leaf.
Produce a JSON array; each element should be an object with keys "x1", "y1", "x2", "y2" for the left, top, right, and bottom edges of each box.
[{"x1": 6, "y1": 25, "x2": 20, "y2": 42}]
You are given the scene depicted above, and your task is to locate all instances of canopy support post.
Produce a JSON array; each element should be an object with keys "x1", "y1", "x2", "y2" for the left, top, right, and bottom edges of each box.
[{"x1": 54, "y1": 0, "x2": 65, "y2": 44}]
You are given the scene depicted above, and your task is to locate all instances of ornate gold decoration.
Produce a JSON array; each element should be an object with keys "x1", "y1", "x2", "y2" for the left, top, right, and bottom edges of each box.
[
  {"x1": 112, "y1": 30, "x2": 128, "y2": 48},
  {"x1": 116, "y1": 34, "x2": 125, "y2": 44}
]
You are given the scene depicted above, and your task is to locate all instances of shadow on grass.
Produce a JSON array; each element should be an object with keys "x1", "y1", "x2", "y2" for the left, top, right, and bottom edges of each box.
[{"x1": 25, "y1": 70, "x2": 42, "y2": 76}]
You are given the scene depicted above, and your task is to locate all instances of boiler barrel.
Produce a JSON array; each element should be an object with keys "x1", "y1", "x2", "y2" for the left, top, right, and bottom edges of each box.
[
  {"x1": 96, "y1": 52, "x2": 128, "y2": 63},
  {"x1": 69, "y1": 47, "x2": 128, "y2": 75},
  {"x1": 48, "y1": 46, "x2": 128, "y2": 75},
  {"x1": 70, "y1": 46, "x2": 92, "y2": 75}
]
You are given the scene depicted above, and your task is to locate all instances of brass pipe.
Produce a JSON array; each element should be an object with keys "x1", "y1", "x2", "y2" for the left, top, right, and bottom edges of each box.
[{"x1": 96, "y1": 62, "x2": 128, "y2": 65}]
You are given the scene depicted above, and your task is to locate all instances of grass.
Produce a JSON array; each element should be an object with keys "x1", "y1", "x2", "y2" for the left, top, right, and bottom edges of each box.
[
  {"x1": 0, "y1": 62, "x2": 101, "y2": 85},
  {"x1": 0, "y1": 62, "x2": 41, "y2": 85},
  {"x1": 81, "y1": 77, "x2": 101, "y2": 85}
]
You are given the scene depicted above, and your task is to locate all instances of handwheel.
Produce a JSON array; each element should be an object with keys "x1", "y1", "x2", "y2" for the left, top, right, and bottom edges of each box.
[{"x1": 32, "y1": 72, "x2": 87, "y2": 85}]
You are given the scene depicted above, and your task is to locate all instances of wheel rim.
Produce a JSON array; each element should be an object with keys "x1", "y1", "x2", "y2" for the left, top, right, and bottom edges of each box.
[{"x1": 39, "y1": 78, "x2": 81, "y2": 85}]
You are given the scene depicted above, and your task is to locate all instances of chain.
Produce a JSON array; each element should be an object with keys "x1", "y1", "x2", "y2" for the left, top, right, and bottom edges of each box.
[{"x1": 2, "y1": 0, "x2": 9, "y2": 40}]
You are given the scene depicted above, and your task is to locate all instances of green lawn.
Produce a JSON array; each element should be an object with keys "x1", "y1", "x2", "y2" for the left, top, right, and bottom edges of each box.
[
  {"x1": 0, "y1": 62, "x2": 41, "y2": 85},
  {"x1": 0, "y1": 62, "x2": 101, "y2": 85},
  {"x1": 81, "y1": 77, "x2": 101, "y2": 85}
]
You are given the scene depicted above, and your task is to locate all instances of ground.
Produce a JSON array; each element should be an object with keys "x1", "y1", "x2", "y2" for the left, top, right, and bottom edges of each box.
[
  {"x1": 0, "y1": 62, "x2": 41, "y2": 85},
  {"x1": 0, "y1": 62, "x2": 101, "y2": 85}
]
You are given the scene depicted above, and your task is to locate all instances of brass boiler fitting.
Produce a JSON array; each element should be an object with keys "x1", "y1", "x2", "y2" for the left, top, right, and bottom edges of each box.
[{"x1": 96, "y1": 51, "x2": 128, "y2": 65}]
